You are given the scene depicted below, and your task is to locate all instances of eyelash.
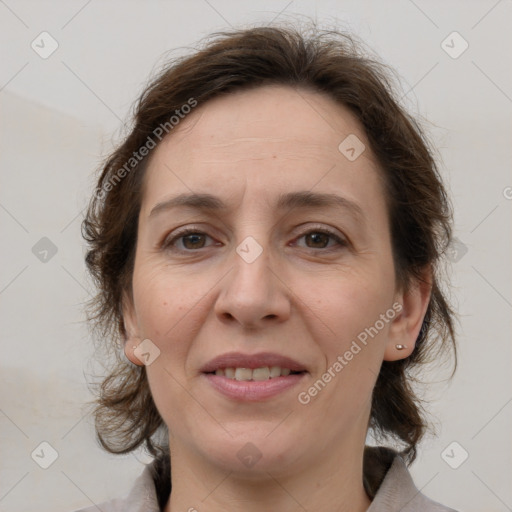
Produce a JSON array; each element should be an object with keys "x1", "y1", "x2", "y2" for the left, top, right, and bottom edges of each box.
[{"x1": 161, "y1": 225, "x2": 348, "y2": 253}]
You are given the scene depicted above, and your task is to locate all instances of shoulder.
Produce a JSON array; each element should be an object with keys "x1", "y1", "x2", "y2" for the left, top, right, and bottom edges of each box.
[
  {"x1": 369, "y1": 454, "x2": 459, "y2": 512},
  {"x1": 71, "y1": 462, "x2": 160, "y2": 512}
]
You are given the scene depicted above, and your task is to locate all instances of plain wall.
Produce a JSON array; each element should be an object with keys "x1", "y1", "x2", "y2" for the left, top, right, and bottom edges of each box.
[{"x1": 1, "y1": 1, "x2": 511, "y2": 511}]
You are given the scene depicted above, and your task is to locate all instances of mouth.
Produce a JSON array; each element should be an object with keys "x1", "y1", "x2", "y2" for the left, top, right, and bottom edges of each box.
[
  {"x1": 207, "y1": 366, "x2": 304, "y2": 381},
  {"x1": 200, "y1": 352, "x2": 308, "y2": 401}
]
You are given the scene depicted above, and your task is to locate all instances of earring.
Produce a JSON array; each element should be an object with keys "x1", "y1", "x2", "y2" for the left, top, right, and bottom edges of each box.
[{"x1": 395, "y1": 344, "x2": 407, "y2": 350}]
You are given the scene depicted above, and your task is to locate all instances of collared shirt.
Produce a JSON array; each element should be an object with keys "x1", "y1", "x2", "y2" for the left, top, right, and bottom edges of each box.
[{"x1": 74, "y1": 455, "x2": 458, "y2": 512}]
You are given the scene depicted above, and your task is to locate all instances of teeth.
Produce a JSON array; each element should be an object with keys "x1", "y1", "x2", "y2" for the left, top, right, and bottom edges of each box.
[
  {"x1": 252, "y1": 367, "x2": 270, "y2": 381},
  {"x1": 215, "y1": 366, "x2": 297, "y2": 381},
  {"x1": 269, "y1": 366, "x2": 281, "y2": 378},
  {"x1": 234, "y1": 368, "x2": 252, "y2": 381}
]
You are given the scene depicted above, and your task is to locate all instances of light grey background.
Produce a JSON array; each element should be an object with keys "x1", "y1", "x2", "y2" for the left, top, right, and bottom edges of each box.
[{"x1": 1, "y1": 1, "x2": 511, "y2": 511}]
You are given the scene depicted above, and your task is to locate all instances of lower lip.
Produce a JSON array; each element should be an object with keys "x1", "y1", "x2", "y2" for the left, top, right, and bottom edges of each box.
[{"x1": 203, "y1": 373, "x2": 306, "y2": 401}]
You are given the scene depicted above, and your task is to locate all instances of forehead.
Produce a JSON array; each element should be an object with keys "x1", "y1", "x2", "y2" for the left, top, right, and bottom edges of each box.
[
  {"x1": 156, "y1": 85, "x2": 370, "y2": 159},
  {"x1": 140, "y1": 85, "x2": 383, "y2": 214}
]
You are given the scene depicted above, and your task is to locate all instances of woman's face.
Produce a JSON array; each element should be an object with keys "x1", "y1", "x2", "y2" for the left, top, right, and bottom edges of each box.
[{"x1": 123, "y1": 85, "x2": 421, "y2": 476}]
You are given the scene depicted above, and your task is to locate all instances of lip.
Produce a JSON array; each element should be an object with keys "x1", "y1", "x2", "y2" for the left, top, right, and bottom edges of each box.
[
  {"x1": 200, "y1": 351, "x2": 307, "y2": 373},
  {"x1": 200, "y1": 351, "x2": 308, "y2": 402},
  {"x1": 203, "y1": 373, "x2": 306, "y2": 401}
]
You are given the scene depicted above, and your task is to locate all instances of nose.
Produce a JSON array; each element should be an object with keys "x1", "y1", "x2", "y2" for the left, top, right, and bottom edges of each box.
[{"x1": 214, "y1": 241, "x2": 291, "y2": 330}]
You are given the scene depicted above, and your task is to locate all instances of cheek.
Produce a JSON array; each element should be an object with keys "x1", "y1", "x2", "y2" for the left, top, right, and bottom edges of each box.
[
  {"x1": 131, "y1": 264, "x2": 210, "y2": 354},
  {"x1": 296, "y1": 268, "x2": 396, "y2": 406},
  {"x1": 305, "y1": 268, "x2": 394, "y2": 340},
  {"x1": 291, "y1": 273, "x2": 394, "y2": 429},
  {"x1": 132, "y1": 266, "x2": 213, "y2": 424}
]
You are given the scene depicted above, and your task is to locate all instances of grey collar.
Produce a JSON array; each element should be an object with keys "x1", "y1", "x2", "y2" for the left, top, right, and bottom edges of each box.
[{"x1": 77, "y1": 454, "x2": 457, "y2": 512}]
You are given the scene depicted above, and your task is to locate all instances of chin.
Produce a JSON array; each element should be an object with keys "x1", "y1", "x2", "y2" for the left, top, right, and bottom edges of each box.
[{"x1": 193, "y1": 423, "x2": 307, "y2": 476}]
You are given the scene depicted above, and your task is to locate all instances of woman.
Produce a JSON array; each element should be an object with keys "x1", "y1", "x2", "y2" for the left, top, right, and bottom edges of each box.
[{"x1": 79, "y1": 24, "x2": 458, "y2": 512}]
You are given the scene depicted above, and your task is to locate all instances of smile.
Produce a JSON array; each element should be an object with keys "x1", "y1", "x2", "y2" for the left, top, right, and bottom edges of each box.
[
  {"x1": 210, "y1": 366, "x2": 301, "y2": 381},
  {"x1": 200, "y1": 352, "x2": 308, "y2": 401}
]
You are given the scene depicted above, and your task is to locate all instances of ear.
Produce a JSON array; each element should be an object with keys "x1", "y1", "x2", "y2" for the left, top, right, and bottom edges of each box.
[
  {"x1": 384, "y1": 267, "x2": 432, "y2": 361},
  {"x1": 122, "y1": 291, "x2": 144, "y2": 367}
]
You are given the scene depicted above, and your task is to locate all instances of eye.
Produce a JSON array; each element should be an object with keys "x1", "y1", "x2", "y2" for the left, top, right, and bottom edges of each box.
[
  {"x1": 162, "y1": 225, "x2": 348, "y2": 253},
  {"x1": 293, "y1": 227, "x2": 347, "y2": 250},
  {"x1": 162, "y1": 228, "x2": 217, "y2": 252}
]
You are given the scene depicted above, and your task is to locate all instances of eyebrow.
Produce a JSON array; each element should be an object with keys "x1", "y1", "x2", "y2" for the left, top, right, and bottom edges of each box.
[{"x1": 148, "y1": 191, "x2": 364, "y2": 222}]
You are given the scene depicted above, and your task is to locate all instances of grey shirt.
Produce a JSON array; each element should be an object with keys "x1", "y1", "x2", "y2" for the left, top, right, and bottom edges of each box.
[{"x1": 74, "y1": 455, "x2": 457, "y2": 512}]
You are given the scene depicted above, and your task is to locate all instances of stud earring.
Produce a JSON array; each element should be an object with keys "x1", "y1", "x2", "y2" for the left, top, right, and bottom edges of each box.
[{"x1": 395, "y1": 344, "x2": 407, "y2": 350}]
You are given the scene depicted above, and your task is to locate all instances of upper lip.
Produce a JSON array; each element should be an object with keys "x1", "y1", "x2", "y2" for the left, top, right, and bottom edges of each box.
[{"x1": 200, "y1": 352, "x2": 308, "y2": 373}]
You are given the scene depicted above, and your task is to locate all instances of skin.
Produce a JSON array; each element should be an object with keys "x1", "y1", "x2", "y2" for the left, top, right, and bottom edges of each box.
[{"x1": 123, "y1": 85, "x2": 431, "y2": 512}]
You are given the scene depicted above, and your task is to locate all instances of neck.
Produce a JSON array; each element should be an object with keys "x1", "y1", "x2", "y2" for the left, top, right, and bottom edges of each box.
[{"x1": 164, "y1": 438, "x2": 372, "y2": 512}]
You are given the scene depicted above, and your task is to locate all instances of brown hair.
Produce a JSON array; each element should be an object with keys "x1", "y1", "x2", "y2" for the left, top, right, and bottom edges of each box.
[{"x1": 82, "y1": 24, "x2": 456, "y2": 498}]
